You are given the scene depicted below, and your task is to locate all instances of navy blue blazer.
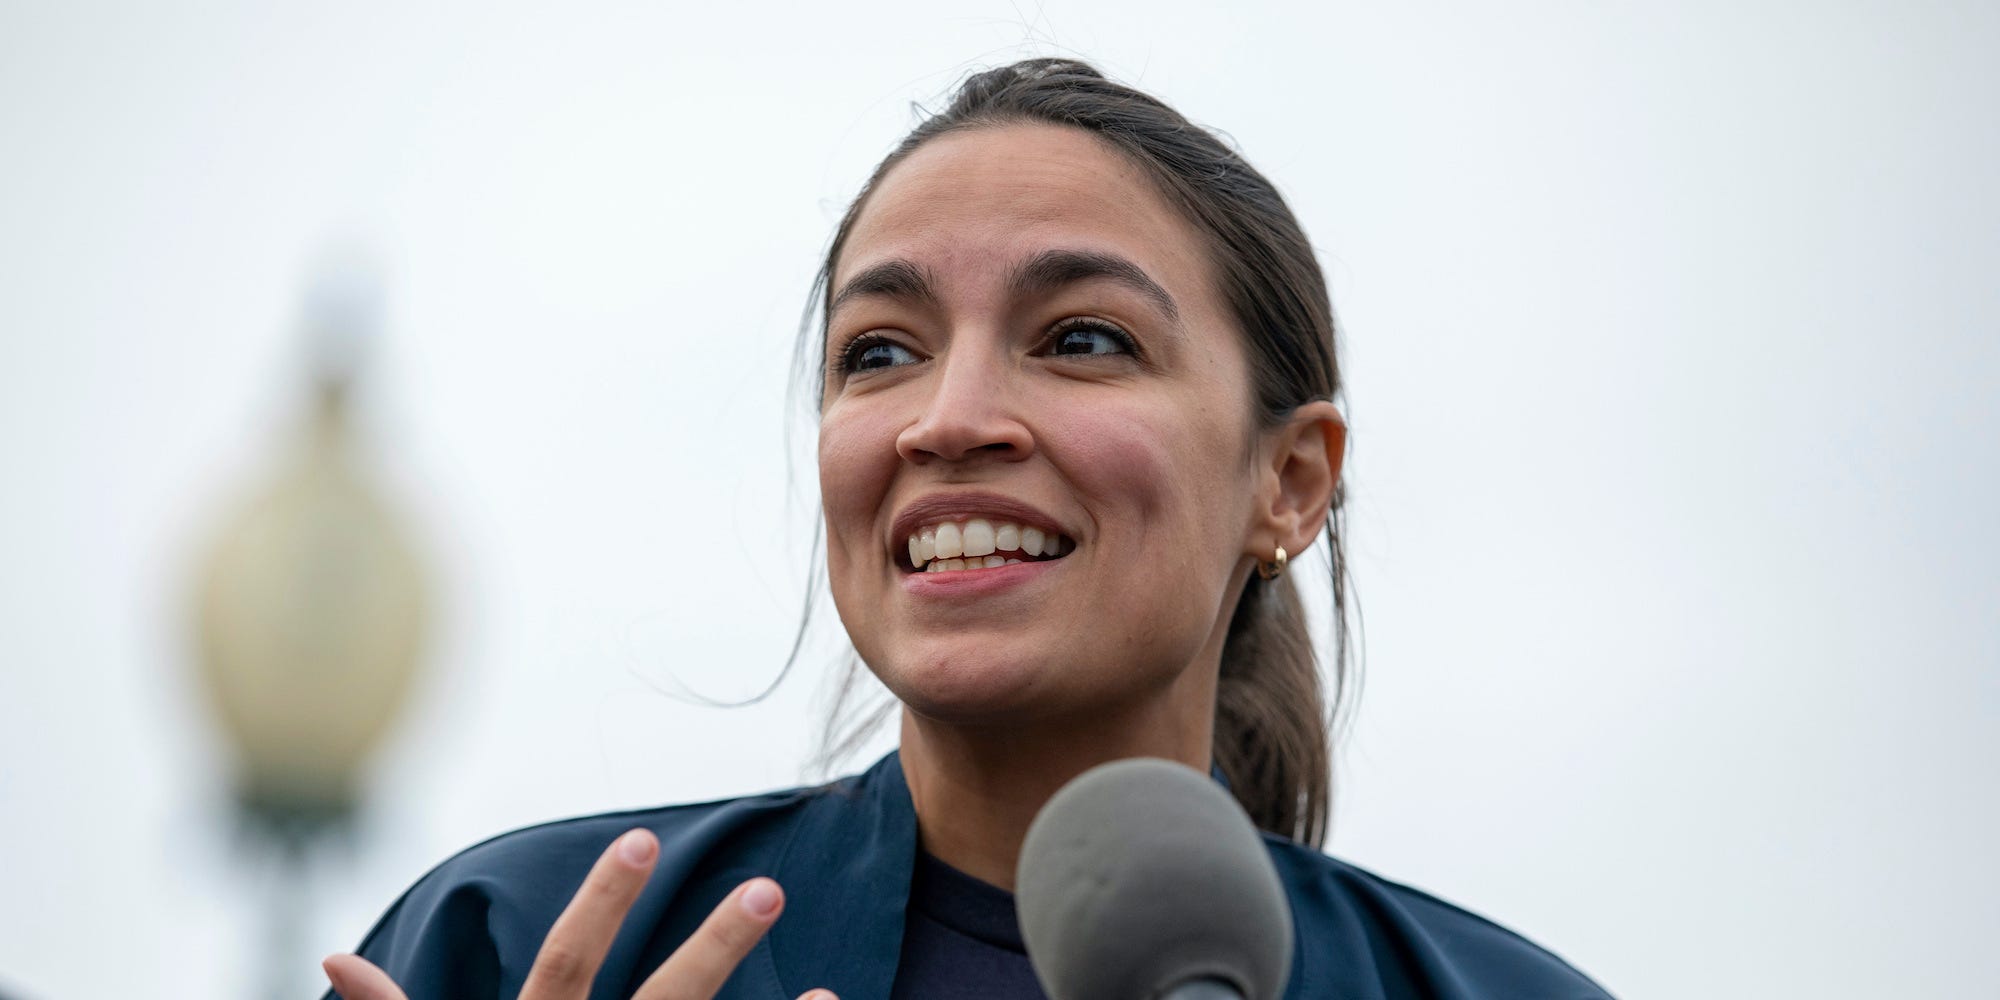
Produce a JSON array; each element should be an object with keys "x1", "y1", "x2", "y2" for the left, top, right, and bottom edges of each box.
[{"x1": 330, "y1": 752, "x2": 1612, "y2": 999}]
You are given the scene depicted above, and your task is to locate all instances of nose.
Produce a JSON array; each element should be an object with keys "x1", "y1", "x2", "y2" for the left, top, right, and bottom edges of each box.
[{"x1": 895, "y1": 345, "x2": 1034, "y2": 465}]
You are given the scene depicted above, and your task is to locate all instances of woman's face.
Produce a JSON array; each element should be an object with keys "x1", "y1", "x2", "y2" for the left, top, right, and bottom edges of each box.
[{"x1": 819, "y1": 123, "x2": 1270, "y2": 726}]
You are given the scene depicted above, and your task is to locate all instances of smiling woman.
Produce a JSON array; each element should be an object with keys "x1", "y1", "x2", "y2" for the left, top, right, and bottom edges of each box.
[
  {"x1": 815, "y1": 116, "x2": 1342, "y2": 872},
  {"x1": 321, "y1": 59, "x2": 1614, "y2": 1000}
]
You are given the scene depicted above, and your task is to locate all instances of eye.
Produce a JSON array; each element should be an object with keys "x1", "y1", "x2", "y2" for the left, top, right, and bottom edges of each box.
[
  {"x1": 1046, "y1": 319, "x2": 1138, "y2": 357},
  {"x1": 839, "y1": 334, "x2": 921, "y2": 373}
]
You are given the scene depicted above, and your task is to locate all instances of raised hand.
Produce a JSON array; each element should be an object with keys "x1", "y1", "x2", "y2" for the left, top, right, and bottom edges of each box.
[{"x1": 323, "y1": 828, "x2": 835, "y2": 1000}]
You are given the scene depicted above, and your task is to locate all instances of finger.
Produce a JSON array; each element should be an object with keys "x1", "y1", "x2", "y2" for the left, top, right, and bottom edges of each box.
[
  {"x1": 796, "y1": 992, "x2": 840, "y2": 1000},
  {"x1": 322, "y1": 954, "x2": 409, "y2": 1000},
  {"x1": 520, "y1": 828, "x2": 661, "y2": 1000},
  {"x1": 632, "y1": 877, "x2": 785, "y2": 1000}
]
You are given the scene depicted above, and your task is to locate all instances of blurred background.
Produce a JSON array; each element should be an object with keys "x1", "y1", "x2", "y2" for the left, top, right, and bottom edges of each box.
[{"x1": 2, "y1": 1, "x2": 1995, "y2": 998}]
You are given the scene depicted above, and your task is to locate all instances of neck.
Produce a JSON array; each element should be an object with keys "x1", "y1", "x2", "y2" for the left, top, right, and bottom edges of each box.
[{"x1": 897, "y1": 671, "x2": 1216, "y2": 891}]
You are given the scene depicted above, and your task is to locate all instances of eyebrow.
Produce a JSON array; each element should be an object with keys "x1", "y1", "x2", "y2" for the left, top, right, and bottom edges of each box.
[
  {"x1": 1009, "y1": 248, "x2": 1180, "y2": 324},
  {"x1": 828, "y1": 259, "x2": 940, "y2": 316},
  {"x1": 827, "y1": 249, "x2": 1180, "y2": 324}
]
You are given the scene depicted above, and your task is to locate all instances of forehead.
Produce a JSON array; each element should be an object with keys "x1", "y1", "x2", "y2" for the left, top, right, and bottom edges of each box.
[{"x1": 835, "y1": 123, "x2": 1216, "y2": 300}]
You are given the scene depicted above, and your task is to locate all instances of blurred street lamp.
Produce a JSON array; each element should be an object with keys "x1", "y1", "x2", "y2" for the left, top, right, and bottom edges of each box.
[{"x1": 189, "y1": 258, "x2": 429, "y2": 998}]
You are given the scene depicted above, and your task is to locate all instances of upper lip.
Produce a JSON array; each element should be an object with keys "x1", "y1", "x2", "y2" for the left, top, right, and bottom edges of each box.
[{"x1": 889, "y1": 490, "x2": 1071, "y2": 555}]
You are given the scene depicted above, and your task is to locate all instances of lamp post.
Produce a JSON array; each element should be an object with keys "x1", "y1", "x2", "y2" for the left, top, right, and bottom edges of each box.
[{"x1": 190, "y1": 263, "x2": 429, "y2": 998}]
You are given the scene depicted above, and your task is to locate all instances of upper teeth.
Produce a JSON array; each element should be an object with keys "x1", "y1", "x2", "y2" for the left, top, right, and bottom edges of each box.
[{"x1": 907, "y1": 518, "x2": 1070, "y2": 571}]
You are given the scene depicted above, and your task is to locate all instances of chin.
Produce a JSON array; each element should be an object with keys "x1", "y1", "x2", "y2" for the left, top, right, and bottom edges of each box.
[{"x1": 868, "y1": 647, "x2": 1078, "y2": 726}]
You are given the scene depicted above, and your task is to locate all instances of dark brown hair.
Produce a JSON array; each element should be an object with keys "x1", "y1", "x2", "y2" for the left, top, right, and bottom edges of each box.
[{"x1": 803, "y1": 58, "x2": 1356, "y2": 846}]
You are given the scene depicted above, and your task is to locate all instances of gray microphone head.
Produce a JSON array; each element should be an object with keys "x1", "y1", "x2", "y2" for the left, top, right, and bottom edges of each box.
[{"x1": 1015, "y1": 758, "x2": 1294, "y2": 1000}]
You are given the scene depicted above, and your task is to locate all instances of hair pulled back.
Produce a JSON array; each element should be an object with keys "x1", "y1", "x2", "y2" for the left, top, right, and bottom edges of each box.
[{"x1": 810, "y1": 58, "x2": 1355, "y2": 846}]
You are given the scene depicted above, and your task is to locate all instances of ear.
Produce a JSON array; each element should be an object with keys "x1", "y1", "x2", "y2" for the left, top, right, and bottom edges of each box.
[{"x1": 1249, "y1": 401, "x2": 1346, "y2": 563}]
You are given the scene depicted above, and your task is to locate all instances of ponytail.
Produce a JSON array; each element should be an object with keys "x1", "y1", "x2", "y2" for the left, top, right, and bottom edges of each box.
[{"x1": 1215, "y1": 498, "x2": 1354, "y2": 846}]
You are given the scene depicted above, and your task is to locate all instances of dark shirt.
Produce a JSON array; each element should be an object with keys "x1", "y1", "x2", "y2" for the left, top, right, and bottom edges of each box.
[
  {"x1": 889, "y1": 851, "x2": 1047, "y2": 999},
  {"x1": 328, "y1": 752, "x2": 1613, "y2": 999}
]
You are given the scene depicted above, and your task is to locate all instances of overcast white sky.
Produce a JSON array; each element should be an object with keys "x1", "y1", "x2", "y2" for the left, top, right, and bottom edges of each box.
[{"x1": 2, "y1": 2, "x2": 1995, "y2": 998}]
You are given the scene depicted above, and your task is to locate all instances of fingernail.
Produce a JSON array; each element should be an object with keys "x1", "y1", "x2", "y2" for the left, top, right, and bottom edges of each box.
[
  {"x1": 742, "y1": 878, "x2": 782, "y2": 917},
  {"x1": 617, "y1": 829, "x2": 655, "y2": 865}
]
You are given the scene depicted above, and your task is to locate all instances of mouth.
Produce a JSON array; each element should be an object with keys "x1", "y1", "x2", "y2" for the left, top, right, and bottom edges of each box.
[{"x1": 900, "y1": 517, "x2": 1076, "y2": 574}]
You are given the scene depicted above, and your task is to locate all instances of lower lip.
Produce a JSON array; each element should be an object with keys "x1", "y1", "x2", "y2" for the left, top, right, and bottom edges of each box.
[{"x1": 900, "y1": 557, "x2": 1062, "y2": 599}]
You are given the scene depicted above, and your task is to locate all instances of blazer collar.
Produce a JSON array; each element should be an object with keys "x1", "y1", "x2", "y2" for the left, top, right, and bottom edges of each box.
[{"x1": 769, "y1": 751, "x2": 917, "y2": 1000}]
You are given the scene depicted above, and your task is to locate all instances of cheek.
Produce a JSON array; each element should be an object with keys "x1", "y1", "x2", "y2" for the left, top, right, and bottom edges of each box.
[
  {"x1": 817, "y1": 403, "x2": 900, "y2": 576},
  {"x1": 1045, "y1": 391, "x2": 1253, "y2": 588},
  {"x1": 1056, "y1": 402, "x2": 1256, "y2": 652},
  {"x1": 1026, "y1": 394, "x2": 1251, "y2": 702},
  {"x1": 1047, "y1": 409, "x2": 1175, "y2": 517}
]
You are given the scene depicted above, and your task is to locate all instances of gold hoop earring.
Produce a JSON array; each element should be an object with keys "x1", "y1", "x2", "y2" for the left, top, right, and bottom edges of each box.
[{"x1": 1257, "y1": 545, "x2": 1288, "y2": 581}]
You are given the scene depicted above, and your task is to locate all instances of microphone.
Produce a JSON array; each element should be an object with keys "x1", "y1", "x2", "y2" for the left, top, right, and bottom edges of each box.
[{"x1": 1014, "y1": 758, "x2": 1295, "y2": 1000}]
